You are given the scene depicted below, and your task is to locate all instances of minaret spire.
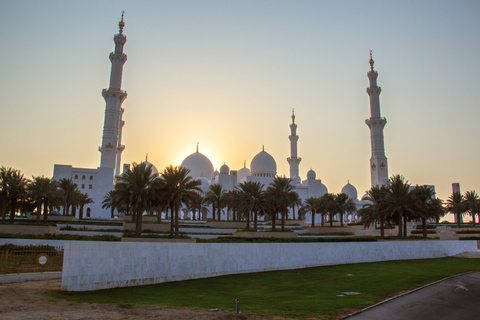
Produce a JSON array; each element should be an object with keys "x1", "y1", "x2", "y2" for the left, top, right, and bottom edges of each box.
[
  {"x1": 365, "y1": 52, "x2": 388, "y2": 186},
  {"x1": 99, "y1": 13, "x2": 128, "y2": 177},
  {"x1": 287, "y1": 110, "x2": 301, "y2": 181}
]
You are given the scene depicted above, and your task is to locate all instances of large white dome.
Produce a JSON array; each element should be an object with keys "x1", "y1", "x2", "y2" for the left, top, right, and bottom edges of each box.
[
  {"x1": 180, "y1": 151, "x2": 214, "y2": 179},
  {"x1": 141, "y1": 161, "x2": 158, "y2": 176},
  {"x1": 250, "y1": 150, "x2": 277, "y2": 177},
  {"x1": 341, "y1": 182, "x2": 358, "y2": 200}
]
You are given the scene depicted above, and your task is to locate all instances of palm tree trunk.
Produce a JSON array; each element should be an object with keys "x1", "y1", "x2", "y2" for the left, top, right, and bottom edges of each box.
[
  {"x1": 271, "y1": 211, "x2": 276, "y2": 231},
  {"x1": 403, "y1": 218, "x2": 407, "y2": 237},
  {"x1": 340, "y1": 212, "x2": 344, "y2": 227},
  {"x1": 471, "y1": 213, "x2": 476, "y2": 227},
  {"x1": 281, "y1": 211, "x2": 286, "y2": 232},
  {"x1": 135, "y1": 207, "x2": 143, "y2": 237},
  {"x1": 174, "y1": 200, "x2": 180, "y2": 237},
  {"x1": 9, "y1": 200, "x2": 16, "y2": 223},
  {"x1": 422, "y1": 217, "x2": 427, "y2": 238},
  {"x1": 43, "y1": 200, "x2": 49, "y2": 223},
  {"x1": 311, "y1": 209, "x2": 315, "y2": 228},
  {"x1": 79, "y1": 205, "x2": 84, "y2": 219},
  {"x1": 217, "y1": 203, "x2": 221, "y2": 221},
  {"x1": 253, "y1": 209, "x2": 257, "y2": 232},
  {"x1": 457, "y1": 212, "x2": 461, "y2": 228},
  {"x1": 169, "y1": 205, "x2": 175, "y2": 236},
  {"x1": 36, "y1": 200, "x2": 42, "y2": 225},
  {"x1": 398, "y1": 215, "x2": 403, "y2": 238},
  {"x1": 321, "y1": 213, "x2": 324, "y2": 227},
  {"x1": 111, "y1": 207, "x2": 115, "y2": 219},
  {"x1": 380, "y1": 217, "x2": 384, "y2": 238},
  {"x1": 329, "y1": 213, "x2": 333, "y2": 227},
  {"x1": 1, "y1": 198, "x2": 6, "y2": 223},
  {"x1": 292, "y1": 204, "x2": 296, "y2": 220},
  {"x1": 246, "y1": 210, "x2": 250, "y2": 230},
  {"x1": 212, "y1": 203, "x2": 216, "y2": 221}
]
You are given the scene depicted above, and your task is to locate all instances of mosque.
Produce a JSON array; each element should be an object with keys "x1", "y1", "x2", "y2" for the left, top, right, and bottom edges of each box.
[{"x1": 53, "y1": 15, "x2": 389, "y2": 222}]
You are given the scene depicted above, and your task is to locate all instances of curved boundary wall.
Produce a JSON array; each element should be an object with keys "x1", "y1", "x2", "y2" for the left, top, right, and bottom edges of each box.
[{"x1": 61, "y1": 240, "x2": 478, "y2": 291}]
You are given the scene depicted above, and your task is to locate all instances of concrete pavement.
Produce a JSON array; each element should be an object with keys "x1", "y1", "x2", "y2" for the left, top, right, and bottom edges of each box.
[{"x1": 343, "y1": 271, "x2": 480, "y2": 320}]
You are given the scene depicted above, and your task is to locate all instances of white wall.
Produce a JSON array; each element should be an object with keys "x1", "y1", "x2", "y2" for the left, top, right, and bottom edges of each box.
[{"x1": 61, "y1": 240, "x2": 477, "y2": 291}]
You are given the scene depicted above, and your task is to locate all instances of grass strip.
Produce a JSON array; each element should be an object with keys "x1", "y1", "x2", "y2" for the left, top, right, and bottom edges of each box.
[{"x1": 51, "y1": 257, "x2": 479, "y2": 319}]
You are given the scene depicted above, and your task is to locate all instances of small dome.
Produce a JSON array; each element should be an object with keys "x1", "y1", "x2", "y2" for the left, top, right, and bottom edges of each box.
[
  {"x1": 180, "y1": 151, "x2": 214, "y2": 179},
  {"x1": 341, "y1": 182, "x2": 358, "y2": 200},
  {"x1": 250, "y1": 150, "x2": 277, "y2": 177},
  {"x1": 212, "y1": 170, "x2": 219, "y2": 180},
  {"x1": 196, "y1": 176, "x2": 210, "y2": 193},
  {"x1": 292, "y1": 175, "x2": 301, "y2": 185},
  {"x1": 307, "y1": 169, "x2": 316, "y2": 180},
  {"x1": 220, "y1": 163, "x2": 229, "y2": 175},
  {"x1": 237, "y1": 166, "x2": 250, "y2": 182},
  {"x1": 361, "y1": 193, "x2": 369, "y2": 201},
  {"x1": 142, "y1": 161, "x2": 158, "y2": 176}
]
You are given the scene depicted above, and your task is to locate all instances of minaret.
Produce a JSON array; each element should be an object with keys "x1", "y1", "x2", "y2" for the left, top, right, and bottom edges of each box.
[
  {"x1": 365, "y1": 51, "x2": 388, "y2": 186},
  {"x1": 287, "y1": 109, "x2": 301, "y2": 180},
  {"x1": 99, "y1": 12, "x2": 128, "y2": 177}
]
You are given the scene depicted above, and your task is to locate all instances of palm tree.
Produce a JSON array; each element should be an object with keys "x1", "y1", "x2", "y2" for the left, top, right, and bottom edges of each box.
[
  {"x1": 42, "y1": 178, "x2": 59, "y2": 223},
  {"x1": 0, "y1": 167, "x2": 15, "y2": 223},
  {"x1": 266, "y1": 176, "x2": 298, "y2": 232},
  {"x1": 102, "y1": 190, "x2": 116, "y2": 219},
  {"x1": 114, "y1": 162, "x2": 163, "y2": 237},
  {"x1": 237, "y1": 181, "x2": 266, "y2": 232},
  {"x1": 27, "y1": 176, "x2": 54, "y2": 224},
  {"x1": 335, "y1": 193, "x2": 357, "y2": 227},
  {"x1": 463, "y1": 191, "x2": 479, "y2": 226},
  {"x1": 57, "y1": 178, "x2": 78, "y2": 216},
  {"x1": 160, "y1": 165, "x2": 202, "y2": 237},
  {"x1": 321, "y1": 193, "x2": 337, "y2": 227},
  {"x1": 204, "y1": 184, "x2": 226, "y2": 221},
  {"x1": 303, "y1": 197, "x2": 318, "y2": 228},
  {"x1": 412, "y1": 185, "x2": 442, "y2": 238},
  {"x1": 224, "y1": 190, "x2": 240, "y2": 221},
  {"x1": 387, "y1": 174, "x2": 414, "y2": 237},
  {"x1": 78, "y1": 193, "x2": 94, "y2": 219},
  {"x1": 5, "y1": 169, "x2": 28, "y2": 223},
  {"x1": 445, "y1": 192, "x2": 466, "y2": 228},
  {"x1": 358, "y1": 185, "x2": 389, "y2": 237},
  {"x1": 263, "y1": 189, "x2": 279, "y2": 230}
]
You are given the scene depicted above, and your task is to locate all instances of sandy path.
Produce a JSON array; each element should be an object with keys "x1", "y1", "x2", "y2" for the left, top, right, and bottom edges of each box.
[{"x1": 0, "y1": 279, "x2": 263, "y2": 320}]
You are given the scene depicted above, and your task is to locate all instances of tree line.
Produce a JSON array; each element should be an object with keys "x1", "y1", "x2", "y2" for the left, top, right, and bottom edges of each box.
[
  {"x1": 0, "y1": 166, "x2": 93, "y2": 224},
  {"x1": 358, "y1": 174, "x2": 480, "y2": 238}
]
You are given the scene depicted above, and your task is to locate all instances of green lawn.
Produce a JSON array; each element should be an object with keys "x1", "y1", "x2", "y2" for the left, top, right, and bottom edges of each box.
[{"x1": 53, "y1": 258, "x2": 479, "y2": 319}]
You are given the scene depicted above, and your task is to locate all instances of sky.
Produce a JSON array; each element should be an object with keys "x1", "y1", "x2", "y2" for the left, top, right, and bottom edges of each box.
[{"x1": 1, "y1": 0, "x2": 479, "y2": 210}]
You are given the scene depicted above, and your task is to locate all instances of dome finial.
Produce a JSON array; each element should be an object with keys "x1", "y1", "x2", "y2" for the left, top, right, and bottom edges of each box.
[
  {"x1": 196, "y1": 142, "x2": 199, "y2": 153},
  {"x1": 291, "y1": 108, "x2": 295, "y2": 124},
  {"x1": 244, "y1": 160, "x2": 246, "y2": 168},
  {"x1": 145, "y1": 153, "x2": 148, "y2": 162},
  {"x1": 262, "y1": 145, "x2": 265, "y2": 152},
  {"x1": 369, "y1": 50, "x2": 374, "y2": 71},
  {"x1": 119, "y1": 10, "x2": 125, "y2": 34}
]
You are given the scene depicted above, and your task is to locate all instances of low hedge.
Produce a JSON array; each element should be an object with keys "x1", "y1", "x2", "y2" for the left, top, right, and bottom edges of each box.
[
  {"x1": 197, "y1": 236, "x2": 377, "y2": 243},
  {"x1": 0, "y1": 233, "x2": 120, "y2": 241}
]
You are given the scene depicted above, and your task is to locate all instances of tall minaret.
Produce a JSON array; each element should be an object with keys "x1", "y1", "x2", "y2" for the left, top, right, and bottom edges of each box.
[
  {"x1": 287, "y1": 109, "x2": 301, "y2": 181},
  {"x1": 365, "y1": 51, "x2": 388, "y2": 186},
  {"x1": 99, "y1": 12, "x2": 128, "y2": 177}
]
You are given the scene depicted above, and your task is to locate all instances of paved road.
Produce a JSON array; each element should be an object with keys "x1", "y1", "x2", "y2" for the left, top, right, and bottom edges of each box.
[{"x1": 344, "y1": 271, "x2": 480, "y2": 320}]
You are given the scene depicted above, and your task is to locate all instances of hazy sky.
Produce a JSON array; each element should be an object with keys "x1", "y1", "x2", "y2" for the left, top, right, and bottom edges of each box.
[{"x1": 1, "y1": 0, "x2": 479, "y2": 206}]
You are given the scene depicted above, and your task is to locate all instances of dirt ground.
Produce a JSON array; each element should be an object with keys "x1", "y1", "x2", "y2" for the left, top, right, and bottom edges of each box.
[{"x1": 0, "y1": 279, "x2": 273, "y2": 320}]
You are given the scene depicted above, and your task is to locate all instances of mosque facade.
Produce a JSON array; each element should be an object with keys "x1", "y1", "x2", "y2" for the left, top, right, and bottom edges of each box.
[{"x1": 52, "y1": 16, "x2": 390, "y2": 222}]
